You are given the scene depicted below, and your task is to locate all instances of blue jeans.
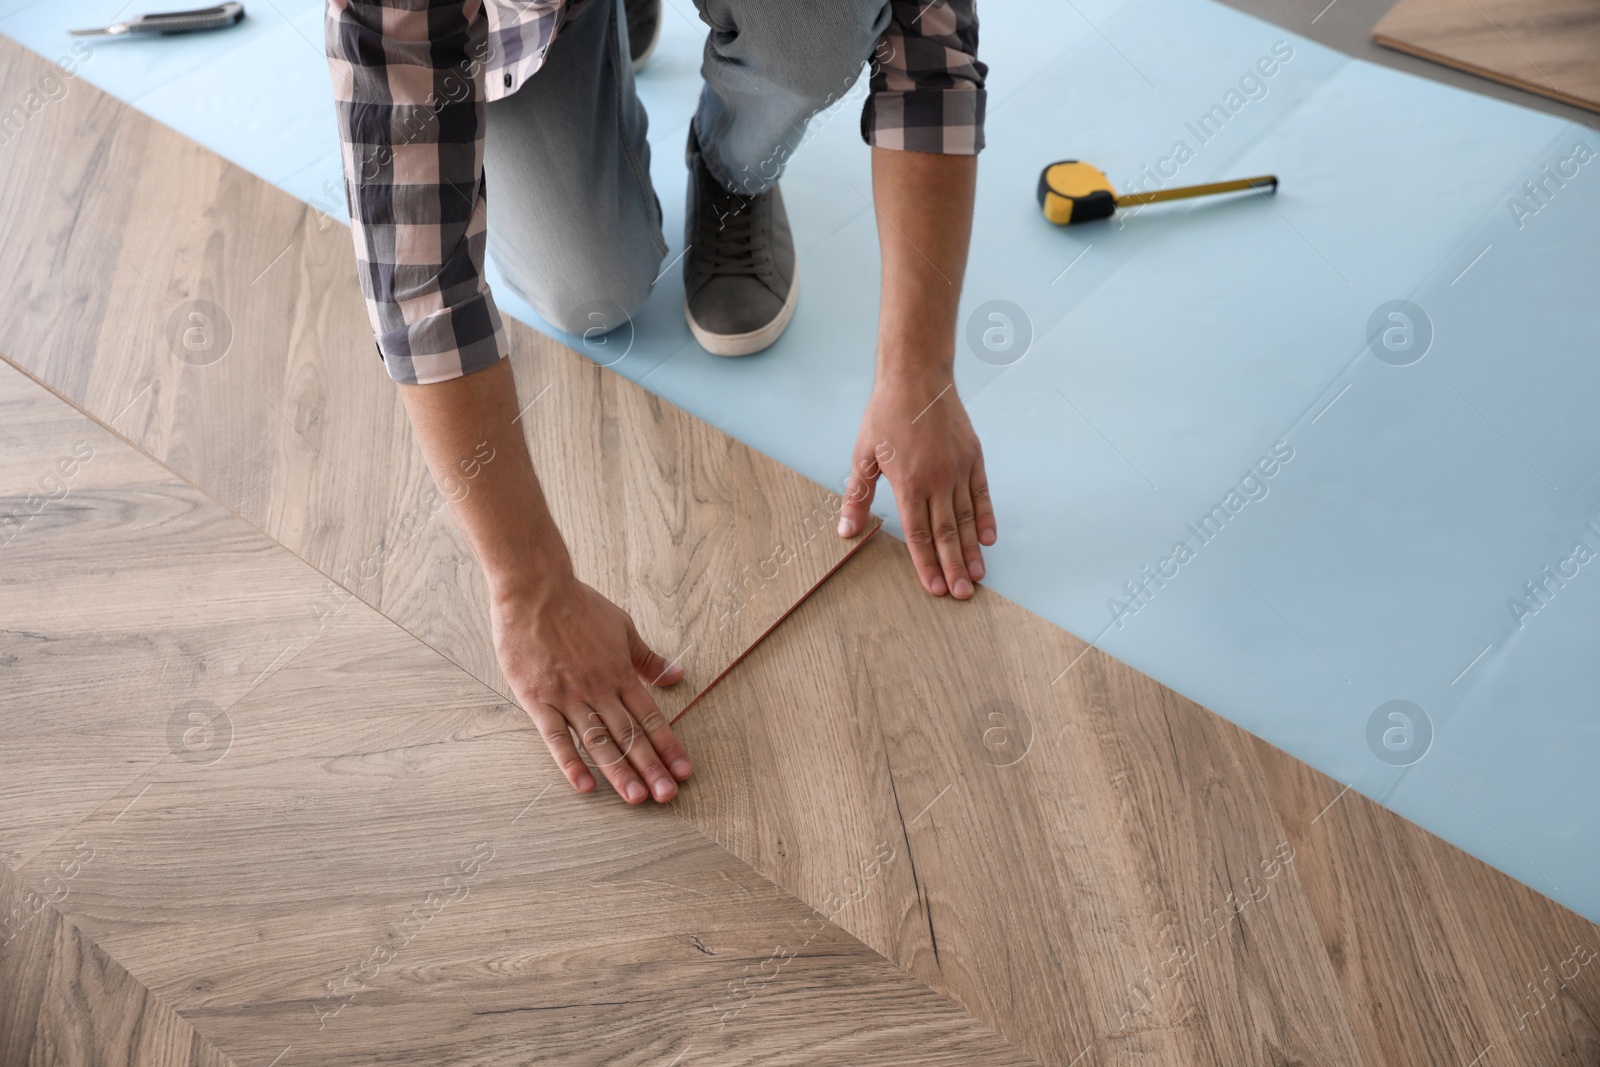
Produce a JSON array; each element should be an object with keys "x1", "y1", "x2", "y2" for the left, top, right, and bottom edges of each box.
[{"x1": 482, "y1": 0, "x2": 889, "y2": 335}]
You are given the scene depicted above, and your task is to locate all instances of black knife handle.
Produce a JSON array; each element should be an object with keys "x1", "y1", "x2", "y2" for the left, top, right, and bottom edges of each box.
[{"x1": 129, "y1": 3, "x2": 245, "y2": 34}]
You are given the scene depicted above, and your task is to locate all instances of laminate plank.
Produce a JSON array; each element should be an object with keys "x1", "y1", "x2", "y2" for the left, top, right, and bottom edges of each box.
[
  {"x1": 1255, "y1": 734, "x2": 1600, "y2": 1066},
  {"x1": 0, "y1": 861, "x2": 234, "y2": 1067},
  {"x1": 13, "y1": 596, "x2": 1036, "y2": 1067},
  {"x1": 1, "y1": 356, "x2": 1032, "y2": 1065},
  {"x1": 0, "y1": 361, "x2": 346, "y2": 870},
  {"x1": 0, "y1": 35, "x2": 873, "y2": 723},
  {"x1": 673, "y1": 533, "x2": 1600, "y2": 1066},
  {"x1": 1374, "y1": 0, "x2": 1600, "y2": 113}
]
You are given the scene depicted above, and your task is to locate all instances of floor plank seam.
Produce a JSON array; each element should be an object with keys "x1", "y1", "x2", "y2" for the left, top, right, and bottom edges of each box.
[
  {"x1": 661, "y1": 798, "x2": 1034, "y2": 1059},
  {"x1": 0, "y1": 373, "x2": 1021, "y2": 1061},
  {"x1": 669, "y1": 523, "x2": 882, "y2": 726},
  {"x1": 1, "y1": 862, "x2": 241, "y2": 1067},
  {"x1": 0, "y1": 349, "x2": 590, "y2": 718}
]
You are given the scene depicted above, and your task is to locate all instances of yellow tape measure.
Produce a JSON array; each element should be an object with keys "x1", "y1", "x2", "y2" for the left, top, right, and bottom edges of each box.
[{"x1": 1037, "y1": 160, "x2": 1278, "y2": 225}]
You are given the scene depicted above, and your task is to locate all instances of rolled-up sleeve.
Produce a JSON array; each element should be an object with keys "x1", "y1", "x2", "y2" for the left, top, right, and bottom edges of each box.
[
  {"x1": 863, "y1": 0, "x2": 987, "y2": 155},
  {"x1": 326, "y1": 0, "x2": 507, "y2": 385}
]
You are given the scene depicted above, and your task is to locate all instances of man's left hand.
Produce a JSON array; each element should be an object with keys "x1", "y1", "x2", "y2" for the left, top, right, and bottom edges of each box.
[{"x1": 839, "y1": 372, "x2": 996, "y2": 599}]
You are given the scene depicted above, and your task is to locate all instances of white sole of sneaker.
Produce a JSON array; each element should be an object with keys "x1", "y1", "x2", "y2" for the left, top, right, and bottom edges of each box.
[{"x1": 685, "y1": 270, "x2": 801, "y2": 357}]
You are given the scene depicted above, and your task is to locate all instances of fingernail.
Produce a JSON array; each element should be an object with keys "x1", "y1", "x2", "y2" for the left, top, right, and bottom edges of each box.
[
  {"x1": 577, "y1": 774, "x2": 595, "y2": 792},
  {"x1": 971, "y1": 560, "x2": 986, "y2": 581},
  {"x1": 671, "y1": 759, "x2": 693, "y2": 779},
  {"x1": 838, "y1": 517, "x2": 857, "y2": 537},
  {"x1": 954, "y1": 577, "x2": 973, "y2": 598},
  {"x1": 931, "y1": 575, "x2": 947, "y2": 595},
  {"x1": 653, "y1": 778, "x2": 675, "y2": 802},
  {"x1": 626, "y1": 782, "x2": 646, "y2": 803}
]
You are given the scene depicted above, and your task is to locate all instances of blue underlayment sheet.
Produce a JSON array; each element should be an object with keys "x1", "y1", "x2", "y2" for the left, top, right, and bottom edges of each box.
[{"x1": 5, "y1": 0, "x2": 1598, "y2": 918}]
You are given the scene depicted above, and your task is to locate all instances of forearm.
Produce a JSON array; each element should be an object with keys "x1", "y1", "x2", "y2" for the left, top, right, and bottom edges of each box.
[
  {"x1": 870, "y1": 147, "x2": 977, "y2": 385},
  {"x1": 398, "y1": 358, "x2": 572, "y2": 599},
  {"x1": 846, "y1": 147, "x2": 993, "y2": 599}
]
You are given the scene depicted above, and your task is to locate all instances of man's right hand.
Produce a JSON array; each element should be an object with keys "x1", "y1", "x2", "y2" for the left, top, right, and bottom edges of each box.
[
  {"x1": 491, "y1": 572, "x2": 691, "y2": 804},
  {"x1": 398, "y1": 358, "x2": 693, "y2": 806}
]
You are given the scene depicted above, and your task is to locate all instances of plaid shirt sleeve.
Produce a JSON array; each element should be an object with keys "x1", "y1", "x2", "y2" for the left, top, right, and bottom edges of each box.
[
  {"x1": 863, "y1": 0, "x2": 987, "y2": 154},
  {"x1": 326, "y1": 0, "x2": 508, "y2": 385}
]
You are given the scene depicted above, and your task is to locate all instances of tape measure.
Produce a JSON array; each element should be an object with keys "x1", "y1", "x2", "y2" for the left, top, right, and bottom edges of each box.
[{"x1": 1038, "y1": 161, "x2": 1278, "y2": 225}]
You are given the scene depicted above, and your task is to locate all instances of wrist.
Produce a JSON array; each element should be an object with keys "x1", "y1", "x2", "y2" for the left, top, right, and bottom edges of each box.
[
  {"x1": 875, "y1": 339, "x2": 955, "y2": 390},
  {"x1": 876, "y1": 301, "x2": 957, "y2": 378},
  {"x1": 875, "y1": 357, "x2": 954, "y2": 400},
  {"x1": 485, "y1": 545, "x2": 577, "y2": 608}
]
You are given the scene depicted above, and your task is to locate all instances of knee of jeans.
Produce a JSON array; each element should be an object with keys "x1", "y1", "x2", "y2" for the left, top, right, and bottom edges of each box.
[
  {"x1": 762, "y1": 46, "x2": 871, "y2": 114},
  {"x1": 723, "y1": 7, "x2": 883, "y2": 112},
  {"x1": 497, "y1": 252, "x2": 655, "y2": 338}
]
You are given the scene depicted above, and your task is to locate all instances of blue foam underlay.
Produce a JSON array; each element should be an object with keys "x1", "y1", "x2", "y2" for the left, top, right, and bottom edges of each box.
[{"x1": 8, "y1": 0, "x2": 1599, "y2": 918}]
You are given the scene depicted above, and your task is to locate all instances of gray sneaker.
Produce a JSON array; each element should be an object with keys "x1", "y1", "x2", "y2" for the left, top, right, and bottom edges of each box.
[{"x1": 683, "y1": 127, "x2": 798, "y2": 357}]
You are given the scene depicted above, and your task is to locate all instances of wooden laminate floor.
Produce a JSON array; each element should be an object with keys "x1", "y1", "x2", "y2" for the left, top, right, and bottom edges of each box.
[
  {"x1": 674, "y1": 533, "x2": 1600, "y2": 1066},
  {"x1": 0, "y1": 358, "x2": 1032, "y2": 1066},
  {"x1": 3, "y1": 25, "x2": 1599, "y2": 1067},
  {"x1": 1374, "y1": 0, "x2": 1600, "y2": 113},
  {"x1": 0, "y1": 861, "x2": 234, "y2": 1067},
  {"x1": 0, "y1": 37, "x2": 872, "y2": 723}
]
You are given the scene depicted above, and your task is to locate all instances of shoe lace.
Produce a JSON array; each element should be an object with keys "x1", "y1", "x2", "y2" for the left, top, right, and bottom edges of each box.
[{"x1": 699, "y1": 188, "x2": 762, "y2": 274}]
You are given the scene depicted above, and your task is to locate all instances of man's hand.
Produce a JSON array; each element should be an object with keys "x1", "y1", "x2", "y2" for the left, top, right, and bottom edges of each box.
[
  {"x1": 848, "y1": 148, "x2": 994, "y2": 597},
  {"x1": 399, "y1": 358, "x2": 692, "y2": 802},
  {"x1": 840, "y1": 374, "x2": 995, "y2": 599},
  {"x1": 491, "y1": 571, "x2": 691, "y2": 803}
]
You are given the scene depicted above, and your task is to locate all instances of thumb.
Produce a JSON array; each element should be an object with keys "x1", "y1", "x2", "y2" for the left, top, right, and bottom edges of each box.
[
  {"x1": 838, "y1": 444, "x2": 881, "y2": 538},
  {"x1": 629, "y1": 622, "x2": 683, "y2": 687}
]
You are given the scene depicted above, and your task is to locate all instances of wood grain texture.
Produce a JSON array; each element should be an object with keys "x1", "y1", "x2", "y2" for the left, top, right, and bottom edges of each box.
[
  {"x1": 0, "y1": 361, "x2": 350, "y2": 870},
  {"x1": 0, "y1": 35, "x2": 873, "y2": 723},
  {"x1": 1, "y1": 359, "x2": 1032, "y2": 1066},
  {"x1": 1254, "y1": 734, "x2": 1600, "y2": 1066},
  {"x1": 0, "y1": 862, "x2": 234, "y2": 1067},
  {"x1": 1374, "y1": 0, "x2": 1600, "y2": 113},
  {"x1": 5, "y1": 21, "x2": 1595, "y2": 1067},
  {"x1": 14, "y1": 608, "x2": 1033, "y2": 1066},
  {"x1": 674, "y1": 533, "x2": 1600, "y2": 1066}
]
